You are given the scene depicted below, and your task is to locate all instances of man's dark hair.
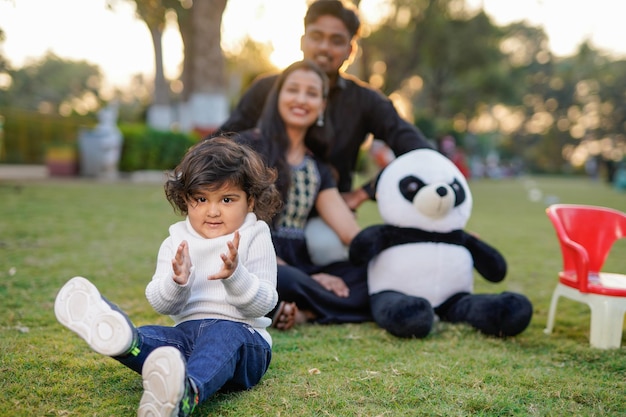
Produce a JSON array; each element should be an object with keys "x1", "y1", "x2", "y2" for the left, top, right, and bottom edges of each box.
[{"x1": 304, "y1": 0, "x2": 361, "y2": 39}]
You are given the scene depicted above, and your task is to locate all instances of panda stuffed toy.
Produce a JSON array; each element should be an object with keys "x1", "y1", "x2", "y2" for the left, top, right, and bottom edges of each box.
[{"x1": 349, "y1": 149, "x2": 533, "y2": 338}]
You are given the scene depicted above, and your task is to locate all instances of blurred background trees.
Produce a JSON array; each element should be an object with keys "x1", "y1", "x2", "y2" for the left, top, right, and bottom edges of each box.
[
  {"x1": 358, "y1": 0, "x2": 625, "y2": 179},
  {"x1": 0, "y1": 0, "x2": 624, "y2": 179},
  {"x1": 0, "y1": 52, "x2": 102, "y2": 115}
]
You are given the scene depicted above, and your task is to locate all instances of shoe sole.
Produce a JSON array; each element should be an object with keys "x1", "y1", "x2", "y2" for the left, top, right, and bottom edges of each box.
[
  {"x1": 54, "y1": 276, "x2": 132, "y2": 356},
  {"x1": 138, "y1": 346, "x2": 186, "y2": 417}
]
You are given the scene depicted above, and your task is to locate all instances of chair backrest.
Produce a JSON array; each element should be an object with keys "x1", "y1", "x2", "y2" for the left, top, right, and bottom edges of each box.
[{"x1": 546, "y1": 204, "x2": 626, "y2": 292}]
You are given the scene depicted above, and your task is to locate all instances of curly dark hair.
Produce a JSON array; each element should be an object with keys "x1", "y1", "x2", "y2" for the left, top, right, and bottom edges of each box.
[{"x1": 164, "y1": 136, "x2": 282, "y2": 223}]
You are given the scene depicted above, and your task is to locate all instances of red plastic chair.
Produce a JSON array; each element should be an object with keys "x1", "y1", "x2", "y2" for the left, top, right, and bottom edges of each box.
[{"x1": 544, "y1": 204, "x2": 626, "y2": 349}]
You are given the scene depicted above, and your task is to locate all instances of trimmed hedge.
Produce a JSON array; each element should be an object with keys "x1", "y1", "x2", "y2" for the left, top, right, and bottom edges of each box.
[
  {"x1": 0, "y1": 106, "x2": 200, "y2": 172},
  {"x1": 118, "y1": 125, "x2": 200, "y2": 172},
  {"x1": 0, "y1": 107, "x2": 95, "y2": 164}
]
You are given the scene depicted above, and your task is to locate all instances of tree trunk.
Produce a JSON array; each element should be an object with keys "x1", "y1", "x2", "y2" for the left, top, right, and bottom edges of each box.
[
  {"x1": 176, "y1": 7, "x2": 193, "y2": 103},
  {"x1": 188, "y1": 0, "x2": 228, "y2": 135},
  {"x1": 147, "y1": 23, "x2": 173, "y2": 130},
  {"x1": 150, "y1": 25, "x2": 168, "y2": 106}
]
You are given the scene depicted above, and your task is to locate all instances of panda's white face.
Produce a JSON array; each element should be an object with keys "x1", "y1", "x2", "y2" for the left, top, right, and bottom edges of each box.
[{"x1": 375, "y1": 149, "x2": 472, "y2": 232}]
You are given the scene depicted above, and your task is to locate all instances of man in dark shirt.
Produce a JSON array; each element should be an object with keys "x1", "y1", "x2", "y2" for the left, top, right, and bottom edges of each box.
[{"x1": 220, "y1": 0, "x2": 433, "y2": 210}]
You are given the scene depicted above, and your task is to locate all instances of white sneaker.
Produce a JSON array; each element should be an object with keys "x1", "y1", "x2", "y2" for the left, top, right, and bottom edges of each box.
[
  {"x1": 138, "y1": 346, "x2": 196, "y2": 417},
  {"x1": 54, "y1": 276, "x2": 134, "y2": 356}
]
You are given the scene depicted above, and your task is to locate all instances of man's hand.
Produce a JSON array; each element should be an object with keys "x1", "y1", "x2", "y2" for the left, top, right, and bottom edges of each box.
[
  {"x1": 208, "y1": 231, "x2": 240, "y2": 280},
  {"x1": 311, "y1": 272, "x2": 350, "y2": 297},
  {"x1": 341, "y1": 187, "x2": 370, "y2": 211}
]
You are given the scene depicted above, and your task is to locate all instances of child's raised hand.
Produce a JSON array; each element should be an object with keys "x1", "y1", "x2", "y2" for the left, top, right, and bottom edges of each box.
[
  {"x1": 172, "y1": 240, "x2": 192, "y2": 285},
  {"x1": 208, "y1": 231, "x2": 240, "y2": 280}
]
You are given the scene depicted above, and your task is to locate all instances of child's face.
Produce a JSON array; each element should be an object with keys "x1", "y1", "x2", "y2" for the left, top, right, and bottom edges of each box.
[{"x1": 186, "y1": 182, "x2": 253, "y2": 239}]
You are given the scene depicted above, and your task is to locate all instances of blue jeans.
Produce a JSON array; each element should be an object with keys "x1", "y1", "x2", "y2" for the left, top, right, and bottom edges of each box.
[{"x1": 115, "y1": 319, "x2": 272, "y2": 404}]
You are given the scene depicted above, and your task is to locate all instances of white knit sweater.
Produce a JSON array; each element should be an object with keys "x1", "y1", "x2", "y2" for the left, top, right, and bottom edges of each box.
[{"x1": 145, "y1": 213, "x2": 278, "y2": 346}]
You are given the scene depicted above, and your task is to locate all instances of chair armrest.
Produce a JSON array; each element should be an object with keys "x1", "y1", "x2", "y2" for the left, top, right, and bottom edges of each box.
[{"x1": 558, "y1": 236, "x2": 591, "y2": 292}]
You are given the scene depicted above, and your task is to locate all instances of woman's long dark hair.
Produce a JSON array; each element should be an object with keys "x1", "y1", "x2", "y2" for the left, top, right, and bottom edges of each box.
[{"x1": 253, "y1": 59, "x2": 333, "y2": 202}]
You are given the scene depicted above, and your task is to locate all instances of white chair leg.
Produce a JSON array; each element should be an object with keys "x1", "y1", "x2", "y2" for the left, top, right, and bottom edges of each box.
[
  {"x1": 544, "y1": 286, "x2": 561, "y2": 335},
  {"x1": 588, "y1": 298, "x2": 625, "y2": 349}
]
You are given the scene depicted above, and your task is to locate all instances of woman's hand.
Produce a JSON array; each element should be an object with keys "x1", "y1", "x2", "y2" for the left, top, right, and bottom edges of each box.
[
  {"x1": 341, "y1": 187, "x2": 370, "y2": 211},
  {"x1": 311, "y1": 272, "x2": 350, "y2": 297}
]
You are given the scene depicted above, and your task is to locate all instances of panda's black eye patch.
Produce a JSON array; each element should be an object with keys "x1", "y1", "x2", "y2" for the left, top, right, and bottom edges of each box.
[
  {"x1": 399, "y1": 175, "x2": 425, "y2": 202},
  {"x1": 451, "y1": 178, "x2": 466, "y2": 207}
]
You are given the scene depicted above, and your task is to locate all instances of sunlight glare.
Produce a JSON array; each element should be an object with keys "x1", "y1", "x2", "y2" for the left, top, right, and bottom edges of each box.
[
  {"x1": 359, "y1": 0, "x2": 394, "y2": 31},
  {"x1": 465, "y1": 0, "x2": 626, "y2": 59},
  {"x1": 163, "y1": 11, "x2": 184, "y2": 80},
  {"x1": 0, "y1": 73, "x2": 12, "y2": 90},
  {"x1": 221, "y1": 0, "x2": 307, "y2": 69},
  {"x1": 2, "y1": 0, "x2": 626, "y2": 91}
]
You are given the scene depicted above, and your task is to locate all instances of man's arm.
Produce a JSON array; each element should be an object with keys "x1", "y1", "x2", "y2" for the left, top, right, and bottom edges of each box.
[
  {"x1": 364, "y1": 87, "x2": 434, "y2": 156},
  {"x1": 219, "y1": 75, "x2": 278, "y2": 133},
  {"x1": 349, "y1": 87, "x2": 433, "y2": 205}
]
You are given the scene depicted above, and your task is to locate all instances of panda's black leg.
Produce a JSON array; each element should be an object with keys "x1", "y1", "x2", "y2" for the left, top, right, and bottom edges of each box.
[
  {"x1": 370, "y1": 290, "x2": 434, "y2": 338},
  {"x1": 440, "y1": 292, "x2": 533, "y2": 337}
]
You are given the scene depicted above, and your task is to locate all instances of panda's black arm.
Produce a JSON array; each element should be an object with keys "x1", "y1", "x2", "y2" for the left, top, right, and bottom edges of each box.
[
  {"x1": 463, "y1": 232, "x2": 507, "y2": 282},
  {"x1": 349, "y1": 225, "x2": 393, "y2": 265},
  {"x1": 350, "y1": 226, "x2": 467, "y2": 265}
]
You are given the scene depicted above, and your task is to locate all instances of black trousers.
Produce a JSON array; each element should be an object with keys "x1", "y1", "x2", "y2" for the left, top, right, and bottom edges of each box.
[{"x1": 273, "y1": 262, "x2": 372, "y2": 324}]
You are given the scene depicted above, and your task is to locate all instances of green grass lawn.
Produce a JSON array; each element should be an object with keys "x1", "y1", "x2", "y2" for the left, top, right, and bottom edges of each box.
[{"x1": 1, "y1": 175, "x2": 625, "y2": 416}]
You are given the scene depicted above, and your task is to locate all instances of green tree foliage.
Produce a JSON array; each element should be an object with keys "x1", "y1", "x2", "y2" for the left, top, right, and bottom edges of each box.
[
  {"x1": 498, "y1": 39, "x2": 626, "y2": 174},
  {"x1": 224, "y1": 36, "x2": 277, "y2": 100},
  {"x1": 0, "y1": 28, "x2": 9, "y2": 73},
  {"x1": 2, "y1": 0, "x2": 625, "y2": 174},
  {"x1": 362, "y1": 1, "x2": 517, "y2": 119},
  {"x1": 0, "y1": 52, "x2": 103, "y2": 115},
  {"x1": 359, "y1": 0, "x2": 625, "y2": 174}
]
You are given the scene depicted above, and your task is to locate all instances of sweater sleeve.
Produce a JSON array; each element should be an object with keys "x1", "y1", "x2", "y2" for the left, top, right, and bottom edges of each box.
[
  {"x1": 145, "y1": 236, "x2": 195, "y2": 315},
  {"x1": 221, "y1": 221, "x2": 278, "y2": 318}
]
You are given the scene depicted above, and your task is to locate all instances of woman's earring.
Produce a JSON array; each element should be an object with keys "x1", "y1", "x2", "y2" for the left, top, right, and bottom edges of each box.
[{"x1": 316, "y1": 113, "x2": 324, "y2": 127}]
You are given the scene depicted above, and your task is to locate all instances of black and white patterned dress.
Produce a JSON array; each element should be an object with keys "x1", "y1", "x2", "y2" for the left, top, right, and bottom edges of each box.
[
  {"x1": 272, "y1": 155, "x2": 335, "y2": 274},
  {"x1": 235, "y1": 129, "x2": 372, "y2": 324}
]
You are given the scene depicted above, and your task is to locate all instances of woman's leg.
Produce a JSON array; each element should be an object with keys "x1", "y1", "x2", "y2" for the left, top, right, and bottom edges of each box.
[{"x1": 277, "y1": 263, "x2": 372, "y2": 324}]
